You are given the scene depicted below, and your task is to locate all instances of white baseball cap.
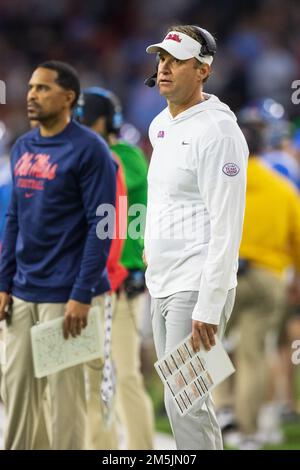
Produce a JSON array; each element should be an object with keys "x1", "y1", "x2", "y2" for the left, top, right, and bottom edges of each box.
[{"x1": 146, "y1": 31, "x2": 214, "y2": 66}]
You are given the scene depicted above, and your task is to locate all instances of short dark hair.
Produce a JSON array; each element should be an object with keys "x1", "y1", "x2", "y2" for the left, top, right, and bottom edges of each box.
[
  {"x1": 37, "y1": 60, "x2": 80, "y2": 108},
  {"x1": 79, "y1": 92, "x2": 122, "y2": 134}
]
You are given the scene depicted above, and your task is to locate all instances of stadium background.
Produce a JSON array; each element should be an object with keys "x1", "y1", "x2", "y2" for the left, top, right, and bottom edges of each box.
[
  {"x1": 0, "y1": 0, "x2": 300, "y2": 450},
  {"x1": 0, "y1": 0, "x2": 299, "y2": 146}
]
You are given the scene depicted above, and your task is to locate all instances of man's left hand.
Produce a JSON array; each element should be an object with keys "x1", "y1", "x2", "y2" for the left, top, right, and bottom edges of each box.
[
  {"x1": 192, "y1": 320, "x2": 218, "y2": 352},
  {"x1": 63, "y1": 300, "x2": 90, "y2": 339}
]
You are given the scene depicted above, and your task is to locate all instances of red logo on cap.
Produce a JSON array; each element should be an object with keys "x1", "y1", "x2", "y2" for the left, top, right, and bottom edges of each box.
[{"x1": 166, "y1": 33, "x2": 182, "y2": 43}]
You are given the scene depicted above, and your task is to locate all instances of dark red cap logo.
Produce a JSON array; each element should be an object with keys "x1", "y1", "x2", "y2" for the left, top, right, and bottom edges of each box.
[{"x1": 166, "y1": 33, "x2": 182, "y2": 43}]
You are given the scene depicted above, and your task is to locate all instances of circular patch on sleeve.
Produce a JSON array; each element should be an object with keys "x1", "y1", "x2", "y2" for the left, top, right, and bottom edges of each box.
[{"x1": 222, "y1": 163, "x2": 240, "y2": 177}]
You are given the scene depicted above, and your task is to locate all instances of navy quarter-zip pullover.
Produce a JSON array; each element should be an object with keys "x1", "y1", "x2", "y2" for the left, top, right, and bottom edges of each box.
[{"x1": 0, "y1": 120, "x2": 116, "y2": 303}]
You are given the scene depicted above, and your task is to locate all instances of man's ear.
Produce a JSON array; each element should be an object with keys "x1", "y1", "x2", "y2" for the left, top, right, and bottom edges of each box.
[
  {"x1": 198, "y1": 63, "x2": 210, "y2": 82},
  {"x1": 65, "y1": 90, "x2": 76, "y2": 109}
]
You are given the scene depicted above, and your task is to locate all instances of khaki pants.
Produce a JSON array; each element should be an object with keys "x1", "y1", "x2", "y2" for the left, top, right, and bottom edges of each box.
[
  {"x1": 1, "y1": 295, "x2": 87, "y2": 450},
  {"x1": 86, "y1": 292, "x2": 154, "y2": 450},
  {"x1": 213, "y1": 267, "x2": 285, "y2": 434}
]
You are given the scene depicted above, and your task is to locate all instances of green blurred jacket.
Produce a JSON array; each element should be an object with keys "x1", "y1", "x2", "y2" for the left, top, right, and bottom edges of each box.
[{"x1": 110, "y1": 141, "x2": 148, "y2": 271}]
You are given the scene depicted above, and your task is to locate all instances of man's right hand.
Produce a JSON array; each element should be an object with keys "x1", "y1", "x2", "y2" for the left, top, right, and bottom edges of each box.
[{"x1": 0, "y1": 292, "x2": 11, "y2": 321}]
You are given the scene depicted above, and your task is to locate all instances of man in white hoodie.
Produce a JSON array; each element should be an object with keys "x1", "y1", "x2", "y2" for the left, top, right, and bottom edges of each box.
[{"x1": 144, "y1": 25, "x2": 249, "y2": 450}]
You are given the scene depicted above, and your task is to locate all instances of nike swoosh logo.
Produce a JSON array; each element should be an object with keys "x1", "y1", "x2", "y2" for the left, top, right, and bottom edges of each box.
[
  {"x1": 24, "y1": 192, "x2": 34, "y2": 198},
  {"x1": 182, "y1": 141, "x2": 190, "y2": 145}
]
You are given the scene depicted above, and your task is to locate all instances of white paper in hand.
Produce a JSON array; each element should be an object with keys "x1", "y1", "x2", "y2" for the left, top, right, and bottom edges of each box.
[
  {"x1": 31, "y1": 305, "x2": 103, "y2": 378},
  {"x1": 154, "y1": 335, "x2": 235, "y2": 416}
]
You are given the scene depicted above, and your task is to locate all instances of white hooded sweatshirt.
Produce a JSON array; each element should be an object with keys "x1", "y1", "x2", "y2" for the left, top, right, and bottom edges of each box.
[{"x1": 144, "y1": 93, "x2": 249, "y2": 325}]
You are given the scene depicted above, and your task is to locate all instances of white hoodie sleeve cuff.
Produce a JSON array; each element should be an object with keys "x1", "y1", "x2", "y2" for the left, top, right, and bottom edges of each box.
[{"x1": 191, "y1": 304, "x2": 222, "y2": 325}]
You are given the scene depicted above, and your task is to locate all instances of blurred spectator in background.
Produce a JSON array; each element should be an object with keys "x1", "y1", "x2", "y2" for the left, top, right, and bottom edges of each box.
[
  {"x1": 0, "y1": 122, "x2": 12, "y2": 248},
  {"x1": 256, "y1": 99, "x2": 300, "y2": 191},
  {"x1": 241, "y1": 100, "x2": 300, "y2": 430},
  {"x1": 76, "y1": 87, "x2": 154, "y2": 450},
  {"x1": 214, "y1": 105, "x2": 300, "y2": 449},
  {"x1": 0, "y1": 122, "x2": 12, "y2": 447}
]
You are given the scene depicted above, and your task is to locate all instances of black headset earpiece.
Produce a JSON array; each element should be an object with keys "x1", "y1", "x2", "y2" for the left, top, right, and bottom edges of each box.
[
  {"x1": 144, "y1": 54, "x2": 159, "y2": 87},
  {"x1": 144, "y1": 73, "x2": 157, "y2": 88},
  {"x1": 192, "y1": 26, "x2": 217, "y2": 58}
]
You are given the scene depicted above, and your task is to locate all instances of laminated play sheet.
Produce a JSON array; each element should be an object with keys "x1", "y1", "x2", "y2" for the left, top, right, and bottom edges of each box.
[
  {"x1": 155, "y1": 334, "x2": 235, "y2": 416},
  {"x1": 31, "y1": 305, "x2": 103, "y2": 378}
]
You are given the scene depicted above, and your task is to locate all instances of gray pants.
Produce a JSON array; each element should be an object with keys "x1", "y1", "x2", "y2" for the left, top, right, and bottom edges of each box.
[{"x1": 151, "y1": 289, "x2": 236, "y2": 450}]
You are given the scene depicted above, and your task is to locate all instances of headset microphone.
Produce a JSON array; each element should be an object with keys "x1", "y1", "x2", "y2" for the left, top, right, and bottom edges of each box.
[{"x1": 144, "y1": 72, "x2": 157, "y2": 87}]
